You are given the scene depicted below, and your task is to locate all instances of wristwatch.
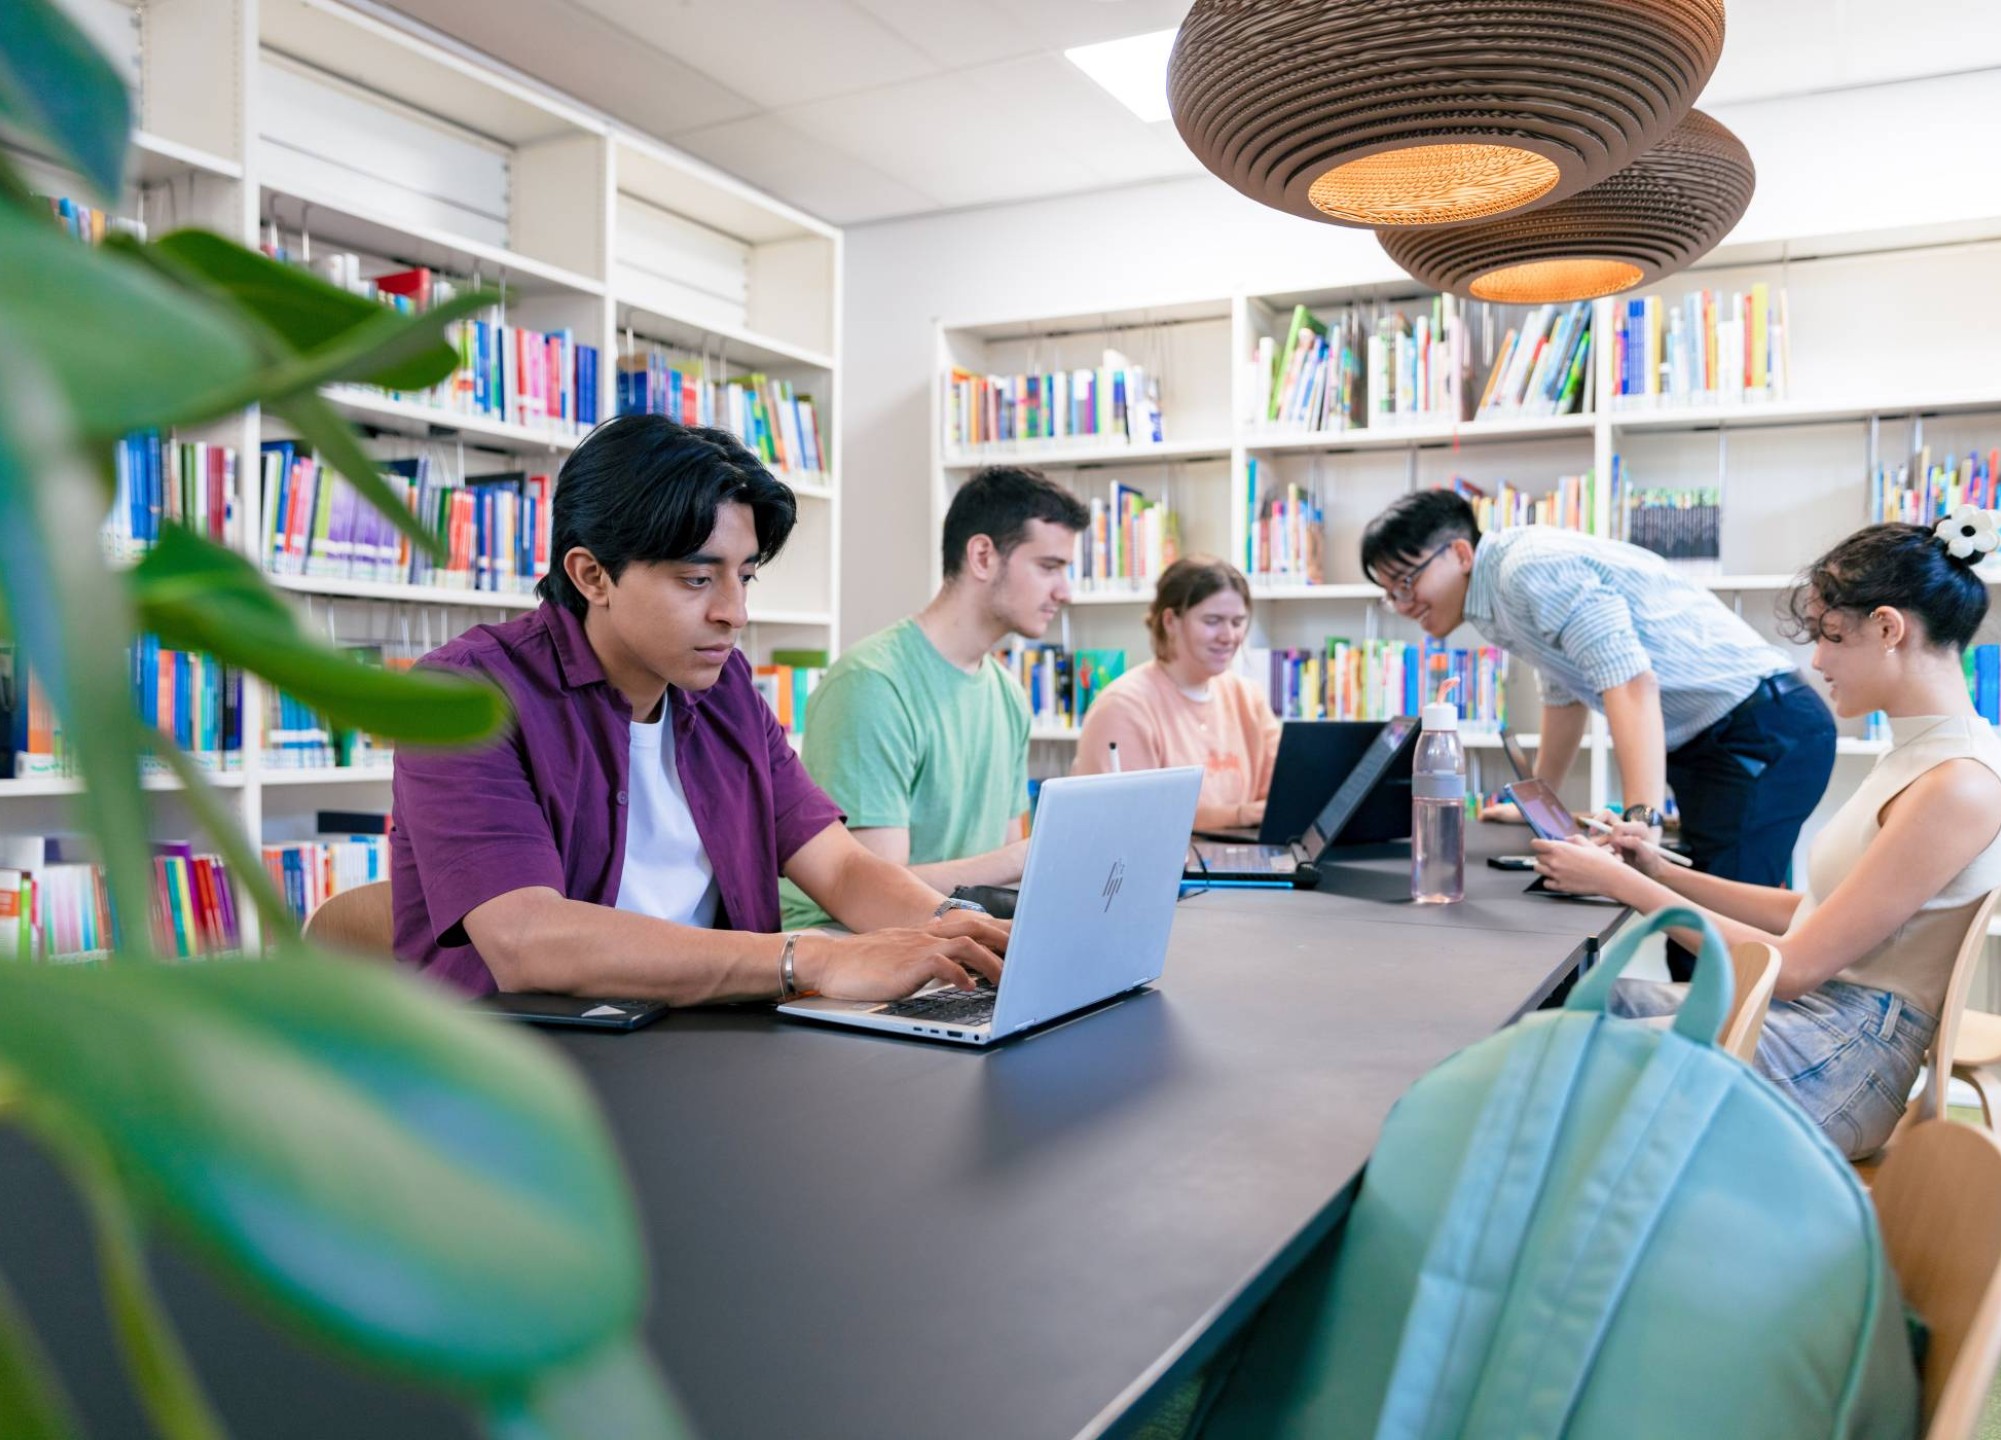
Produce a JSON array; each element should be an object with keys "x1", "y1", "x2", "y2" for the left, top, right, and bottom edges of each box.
[
  {"x1": 933, "y1": 896, "x2": 989, "y2": 920},
  {"x1": 1622, "y1": 803, "x2": 1664, "y2": 829}
]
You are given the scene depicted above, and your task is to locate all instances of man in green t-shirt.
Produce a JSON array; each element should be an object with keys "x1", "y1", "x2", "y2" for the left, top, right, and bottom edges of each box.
[{"x1": 781, "y1": 466, "x2": 1090, "y2": 928}]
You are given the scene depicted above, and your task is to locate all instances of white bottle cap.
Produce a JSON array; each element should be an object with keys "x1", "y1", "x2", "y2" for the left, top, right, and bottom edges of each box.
[{"x1": 1422, "y1": 701, "x2": 1459, "y2": 731}]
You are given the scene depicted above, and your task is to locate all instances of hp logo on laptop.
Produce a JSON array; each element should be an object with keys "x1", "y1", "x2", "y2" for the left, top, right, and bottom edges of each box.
[{"x1": 1101, "y1": 859, "x2": 1125, "y2": 912}]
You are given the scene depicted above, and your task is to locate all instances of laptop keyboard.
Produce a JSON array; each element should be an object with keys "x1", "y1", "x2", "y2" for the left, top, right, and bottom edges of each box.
[
  {"x1": 1201, "y1": 844, "x2": 1294, "y2": 872},
  {"x1": 879, "y1": 989, "x2": 997, "y2": 1025}
]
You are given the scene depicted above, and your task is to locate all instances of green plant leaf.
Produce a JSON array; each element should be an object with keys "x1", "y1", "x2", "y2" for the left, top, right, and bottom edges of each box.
[
  {"x1": 146, "y1": 232, "x2": 487, "y2": 393},
  {"x1": 0, "y1": 0, "x2": 131, "y2": 203},
  {"x1": 0, "y1": 1262, "x2": 87, "y2": 1440},
  {"x1": 484, "y1": 1338, "x2": 695, "y2": 1440},
  {"x1": 131, "y1": 530, "x2": 507, "y2": 743},
  {"x1": 0, "y1": 336, "x2": 158, "y2": 959},
  {"x1": 0, "y1": 206, "x2": 263, "y2": 441},
  {"x1": 267, "y1": 392, "x2": 448, "y2": 563},
  {"x1": 144, "y1": 741, "x2": 299, "y2": 944},
  {"x1": 0, "y1": 956, "x2": 649, "y2": 1391}
]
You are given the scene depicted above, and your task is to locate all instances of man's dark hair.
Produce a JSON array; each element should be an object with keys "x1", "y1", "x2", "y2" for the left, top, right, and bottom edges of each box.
[
  {"x1": 941, "y1": 465, "x2": 1090, "y2": 580},
  {"x1": 1359, "y1": 489, "x2": 1483, "y2": 586},
  {"x1": 536, "y1": 414, "x2": 796, "y2": 617}
]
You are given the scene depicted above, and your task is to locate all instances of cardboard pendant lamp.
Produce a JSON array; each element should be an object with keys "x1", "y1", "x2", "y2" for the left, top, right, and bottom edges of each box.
[
  {"x1": 1167, "y1": 0, "x2": 1727, "y2": 229},
  {"x1": 1376, "y1": 109, "x2": 1755, "y2": 302}
]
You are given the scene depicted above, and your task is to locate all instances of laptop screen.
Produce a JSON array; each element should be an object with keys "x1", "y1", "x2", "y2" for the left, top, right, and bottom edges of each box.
[
  {"x1": 1299, "y1": 715, "x2": 1421, "y2": 860},
  {"x1": 1499, "y1": 726, "x2": 1533, "y2": 782}
]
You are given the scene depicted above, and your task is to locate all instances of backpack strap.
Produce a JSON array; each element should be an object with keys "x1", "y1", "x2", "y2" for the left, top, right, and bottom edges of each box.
[
  {"x1": 1372, "y1": 1014, "x2": 1597, "y2": 1440},
  {"x1": 1373, "y1": 907, "x2": 1735, "y2": 1440},
  {"x1": 1565, "y1": 905, "x2": 1733, "y2": 1045},
  {"x1": 1462, "y1": 1038, "x2": 1738, "y2": 1435}
]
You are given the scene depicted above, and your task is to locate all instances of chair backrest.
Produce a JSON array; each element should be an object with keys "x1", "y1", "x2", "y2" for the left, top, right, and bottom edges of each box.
[
  {"x1": 1872, "y1": 1119, "x2": 2001, "y2": 1438},
  {"x1": 302, "y1": 880, "x2": 395, "y2": 962},
  {"x1": 1908, "y1": 887, "x2": 2001, "y2": 1129},
  {"x1": 1720, "y1": 941, "x2": 1780, "y2": 1064}
]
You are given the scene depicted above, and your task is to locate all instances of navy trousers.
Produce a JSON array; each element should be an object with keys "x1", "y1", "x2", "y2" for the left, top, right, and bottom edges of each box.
[{"x1": 1662, "y1": 676, "x2": 1836, "y2": 982}]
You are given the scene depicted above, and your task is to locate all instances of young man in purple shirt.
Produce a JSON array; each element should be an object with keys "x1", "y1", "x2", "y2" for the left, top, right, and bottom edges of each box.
[{"x1": 391, "y1": 415, "x2": 1008, "y2": 1003}]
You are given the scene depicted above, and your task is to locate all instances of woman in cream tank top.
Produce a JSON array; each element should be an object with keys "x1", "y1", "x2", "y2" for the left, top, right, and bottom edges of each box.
[{"x1": 1531, "y1": 513, "x2": 2001, "y2": 1158}]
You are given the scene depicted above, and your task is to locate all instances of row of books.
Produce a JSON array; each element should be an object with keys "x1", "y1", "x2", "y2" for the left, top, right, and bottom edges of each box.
[
  {"x1": 942, "y1": 351, "x2": 1165, "y2": 451},
  {"x1": 1869, "y1": 446, "x2": 2001, "y2": 525},
  {"x1": 751, "y1": 653, "x2": 827, "y2": 736},
  {"x1": 106, "y1": 433, "x2": 240, "y2": 558},
  {"x1": 993, "y1": 645, "x2": 1128, "y2": 732},
  {"x1": 1455, "y1": 472, "x2": 1604, "y2": 536},
  {"x1": 261, "y1": 443, "x2": 554, "y2": 594},
  {"x1": 615, "y1": 348, "x2": 829, "y2": 477},
  {"x1": 1364, "y1": 300, "x2": 1467, "y2": 426},
  {"x1": 278, "y1": 247, "x2": 601, "y2": 437},
  {"x1": 42, "y1": 193, "x2": 143, "y2": 244},
  {"x1": 1073, "y1": 481, "x2": 1179, "y2": 592},
  {"x1": 1475, "y1": 303, "x2": 1594, "y2": 419},
  {"x1": 2, "y1": 641, "x2": 244, "y2": 779},
  {"x1": 0, "y1": 837, "x2": 239, "y2": 963},
  {"x1": 1242, "y1": 639, "x2": 1510, "y2": 727},
  {"x1": 1609, "y1": 458, "x2": 1723, "y2": 569},
  {"x1": 265, "y1": 833, "x2": 388, "y2": 925},
  {"x1": 1256, "y1": 306, "x2": 1365, "y2": 432},
  {"x1": 1245, "y1": 461, "x2": 1327, "y2": 582},
  {"x1": 1610, "y1": 285, "x2": 1788, "y2": 408}
]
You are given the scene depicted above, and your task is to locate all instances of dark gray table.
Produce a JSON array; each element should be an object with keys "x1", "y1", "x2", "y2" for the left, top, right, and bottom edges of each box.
[{"x1": 0, "y1": 825, "x2": 1622, "y2": 1440}]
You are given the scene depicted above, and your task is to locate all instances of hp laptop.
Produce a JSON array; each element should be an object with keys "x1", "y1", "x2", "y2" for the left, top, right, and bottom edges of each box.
[
  {"x1": 1187, "y1": 715, "x2": 1421, "y2": 886},
  {"x1": 777, "y1": 767, "x2": 1202, "y2": 1047}
]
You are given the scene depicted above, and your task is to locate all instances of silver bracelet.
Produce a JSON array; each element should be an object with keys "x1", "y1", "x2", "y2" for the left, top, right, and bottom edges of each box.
[
  {"x1": 778, "y1": 932, "x2": 801, "y2": 999},
  {"x1": 933, "y1": 896, "x2": 989, "y2": 921}
]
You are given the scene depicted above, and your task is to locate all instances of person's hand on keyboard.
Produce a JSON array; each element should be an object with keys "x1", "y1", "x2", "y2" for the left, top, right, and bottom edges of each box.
[{"x1": 799, "y1": 917, "x2": 1007, "y2": 1002}]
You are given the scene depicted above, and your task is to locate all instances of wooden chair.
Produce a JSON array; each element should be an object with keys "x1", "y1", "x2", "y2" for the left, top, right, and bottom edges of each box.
[
  {"x1": 1856, "y1": 887, "x2": 2001, "y2": 1183},
  {"x1": 1719, "y1": 941, "x2": 1780, "y2": 1064},
  {"x1": 1951, "y1": 1007, "x2": 2001, "y2": 1130},
  {"x1": 1629, "y1": 941, "x2": 1777, "y2": 1064},
  {"x1": 302, "y1": 880, "x2": 395, "y2": 962},
  {"x1": 1871, "y1": 1119, "x2": 2001, "y2": 1439}
]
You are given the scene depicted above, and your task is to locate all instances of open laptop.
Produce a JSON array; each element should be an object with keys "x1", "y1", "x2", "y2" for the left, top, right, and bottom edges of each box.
[
  {"x1": 1187, "y1": 715, "x2": 1421, "y2": 887},
  {"x1": 1497, "y1": 724, "x2": 1534, "y2": 783},
  {"x1": 1199, "y1": 720, "x2": 1382, "y2": 846},
  {"x1": 778, "y1": 767, "x2": 1202, "y2": 1047}
]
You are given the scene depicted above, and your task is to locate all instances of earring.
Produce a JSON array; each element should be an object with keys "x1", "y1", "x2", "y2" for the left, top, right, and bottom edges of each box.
[{"x1": 1886, "y1": 646, "x2": 1899, "y2": 656}]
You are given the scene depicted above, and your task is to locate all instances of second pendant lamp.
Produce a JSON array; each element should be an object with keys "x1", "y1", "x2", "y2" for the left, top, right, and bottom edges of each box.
[
  {"x1": 1377, "y1": 110, "x2": 1756, "y2": 303},
  {"x1": 1167, "y1": 0, "x2": 1727, "y2": 229}
]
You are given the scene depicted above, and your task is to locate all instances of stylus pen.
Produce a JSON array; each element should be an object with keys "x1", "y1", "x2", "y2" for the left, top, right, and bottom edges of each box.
[
  {"x1": 1578, "y1": 813, "x2": 1695, "y2": 868},
  {"x1": 1108, "y1": 741, "x2": 1121, "y2": 774}
]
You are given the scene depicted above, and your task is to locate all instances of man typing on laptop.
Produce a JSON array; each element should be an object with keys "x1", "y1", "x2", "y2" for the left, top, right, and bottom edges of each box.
[{"x1": 390, "y1": 416, "x2": 1008, "y2": 1005}]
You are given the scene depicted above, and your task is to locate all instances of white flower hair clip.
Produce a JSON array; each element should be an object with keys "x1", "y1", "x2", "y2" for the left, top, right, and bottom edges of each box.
[{"x1": 1935, "y1": 506, "x2": 1999, "y2": 562}]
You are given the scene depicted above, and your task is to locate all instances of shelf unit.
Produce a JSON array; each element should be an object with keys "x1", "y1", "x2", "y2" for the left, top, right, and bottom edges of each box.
[
  {"x1": 6, "y1": 0, "x2": 842, "y2": 933},
  {"x1": 936, "y1": 239, "x2": 2001, "y2": 838}
]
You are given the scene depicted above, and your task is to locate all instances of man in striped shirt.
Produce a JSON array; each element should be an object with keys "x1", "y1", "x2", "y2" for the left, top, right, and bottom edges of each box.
[{"x1": 1362, "y1": 489, "x2": 1836, "y2": 980}]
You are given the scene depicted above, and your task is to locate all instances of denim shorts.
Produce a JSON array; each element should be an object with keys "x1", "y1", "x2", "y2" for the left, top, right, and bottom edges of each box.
[{"x1": 1608, "y1": 978, "x2": 1937, "y2": 1160}]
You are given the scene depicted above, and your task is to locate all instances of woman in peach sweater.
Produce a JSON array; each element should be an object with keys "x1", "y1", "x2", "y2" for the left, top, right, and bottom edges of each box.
[{"x1": 1073, "y1": 556, "x2": 1281, "y2": 831}]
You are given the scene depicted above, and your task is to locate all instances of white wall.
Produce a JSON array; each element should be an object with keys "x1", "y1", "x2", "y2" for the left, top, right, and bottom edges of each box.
[{"x1": 840, "y1": 68, "x2": 2001, "y2": 646}]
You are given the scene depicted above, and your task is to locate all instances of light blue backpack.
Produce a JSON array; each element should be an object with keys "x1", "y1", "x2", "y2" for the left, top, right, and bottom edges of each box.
[{"x1": 1200, "y1": 908, "x2": 1920, "y2": 1439}]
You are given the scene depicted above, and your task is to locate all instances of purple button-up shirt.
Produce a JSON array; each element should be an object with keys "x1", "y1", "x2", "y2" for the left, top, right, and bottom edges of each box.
[{"x1": 390, "y1": 602, "x2": 844, "y2": 995}]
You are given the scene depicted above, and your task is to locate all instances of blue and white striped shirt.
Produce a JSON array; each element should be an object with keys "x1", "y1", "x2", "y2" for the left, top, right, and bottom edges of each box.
[{"x1": 1462, "y1": 527, "x2": 1793, "y2": 750}]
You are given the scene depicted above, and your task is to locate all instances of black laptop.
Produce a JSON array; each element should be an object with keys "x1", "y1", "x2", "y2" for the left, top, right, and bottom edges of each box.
[{"x1": 1187, "y1": 716, "x2": 1422, "y2": 887}]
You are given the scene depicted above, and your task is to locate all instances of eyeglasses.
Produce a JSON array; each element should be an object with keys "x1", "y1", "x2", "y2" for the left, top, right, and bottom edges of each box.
[{"x1": 1376, "y1": 544, "x2": 1450, "y2": 609}]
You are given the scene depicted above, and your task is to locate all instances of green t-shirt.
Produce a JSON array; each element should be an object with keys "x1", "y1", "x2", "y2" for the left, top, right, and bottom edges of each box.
[{"x1": 780, "y1": 618, "x2": 1030, "y2": 929}]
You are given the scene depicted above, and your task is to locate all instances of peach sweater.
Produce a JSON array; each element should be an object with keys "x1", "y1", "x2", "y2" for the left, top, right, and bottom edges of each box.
[{"x1": 1072, "y1": 661, "x2": 1281, "y2": 830}]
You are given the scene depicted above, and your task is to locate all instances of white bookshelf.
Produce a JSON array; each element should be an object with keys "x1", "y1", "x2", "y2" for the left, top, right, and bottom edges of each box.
[
  {"x1": 7, "y1": 0, "x2": 843, "y2": 930},
  {"x1": 934, "y1": 239, "x2": 2001, "y2": 832}
]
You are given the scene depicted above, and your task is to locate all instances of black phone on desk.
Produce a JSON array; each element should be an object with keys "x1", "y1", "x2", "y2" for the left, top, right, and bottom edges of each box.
[{"x1": 479, "y1": 993, "x2": 669, "y2": 1031}]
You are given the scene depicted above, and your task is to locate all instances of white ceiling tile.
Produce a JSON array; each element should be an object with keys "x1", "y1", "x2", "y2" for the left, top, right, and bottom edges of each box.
[
  {"x1": 780, "y1": 72, "x2": 1099, "y2": 209},
  {"x1": 571, "y1": 0, "x2": 941, "y2": 110},
  {"x1": 990, "y1": 0, "x2": 1194, "y2": 53},
  {"x1": 844, "y1": 0, "x2": 1040, "y2": 68},
  {"x1": 959, "y1": 52, "x2": 1199, "y2": 185},
  {"x1": 671, "y1": 113, "x2": 940, "y2": 225},
  {"x1": 385, "y1": 0, "x2": 760, "y2": 134},
  {"x1": 1703, "y1": 0, "x2": 2001, "y2": 105}
]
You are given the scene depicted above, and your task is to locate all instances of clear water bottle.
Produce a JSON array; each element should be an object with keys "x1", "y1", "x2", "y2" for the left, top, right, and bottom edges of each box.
[{"x1": 1411, "y1": 697, "x2": 1466, "y2": 904}]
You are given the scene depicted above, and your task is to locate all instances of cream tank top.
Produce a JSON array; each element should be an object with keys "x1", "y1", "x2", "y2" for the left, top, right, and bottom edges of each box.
[{"x1": 1792, "y1": 714, "x2": 2001, "y2": 1015}]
